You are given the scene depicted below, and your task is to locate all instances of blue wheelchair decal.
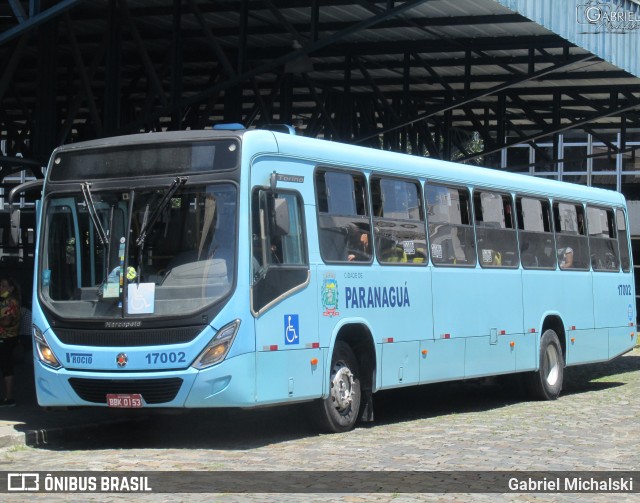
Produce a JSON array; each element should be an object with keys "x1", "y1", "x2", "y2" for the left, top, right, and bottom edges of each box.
[{"x1": 284, "y1": 314, "x2": 299, "y2": 345}]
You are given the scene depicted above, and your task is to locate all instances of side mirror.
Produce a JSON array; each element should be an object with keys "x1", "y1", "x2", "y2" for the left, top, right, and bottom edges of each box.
[
  {"x1": 7, "y1": 179, "x2": 44, "y2": 247},
  {"x1": 9, "y1": 208, "x2": 20, "y2": 247},
  {"x1": 273, "y1": 197, "x2": 290, "y2": 236}
]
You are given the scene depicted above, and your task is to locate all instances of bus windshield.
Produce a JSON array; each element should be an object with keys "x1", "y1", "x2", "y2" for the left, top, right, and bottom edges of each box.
[{"x1": 40, "y1": 182, "x2": 237, "y2": 319}]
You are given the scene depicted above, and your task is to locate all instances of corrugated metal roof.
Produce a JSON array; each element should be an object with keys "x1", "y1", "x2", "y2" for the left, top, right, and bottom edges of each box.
[
  {"x1": 495, "y1": 0, "x2": 640, "y2": 77},
  {"x1": 0, "y1": 0, "x2": 638, "y2": 167}
]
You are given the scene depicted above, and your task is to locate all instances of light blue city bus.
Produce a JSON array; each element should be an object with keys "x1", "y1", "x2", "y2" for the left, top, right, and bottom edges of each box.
[{"x1": 27, "y1": 125, "x2": 637, "y2": 432}]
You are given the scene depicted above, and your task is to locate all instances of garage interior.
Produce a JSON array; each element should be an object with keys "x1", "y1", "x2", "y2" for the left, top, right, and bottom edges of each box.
[{"x1": 1, "y1": 0, "x2": 640, "y2": 305}]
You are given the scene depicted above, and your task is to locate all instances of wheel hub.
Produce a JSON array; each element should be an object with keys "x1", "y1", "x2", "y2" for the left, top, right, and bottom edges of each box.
[
  {"x1": 330, "y1": 365, "x2": 355, "y2": 411},
  {"x1": 545, "y1": 345, "x2": 559, "y2": 386}
]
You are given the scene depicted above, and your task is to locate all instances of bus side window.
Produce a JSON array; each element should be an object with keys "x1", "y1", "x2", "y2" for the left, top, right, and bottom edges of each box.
[
  {"x1": 516, "y1": 196, "x2": 556, "y2": 269},
  {"x1": 251, "y1": 188, "x2": 308, "y2": 313},
  {"x1": 587, "y1": 205, "x2": 619, "y2": 271},
  {"x1": 371, "y1": 176, "x2": 427, "y2": 265},
  {"x1": 46, "y1": 207, "x2": 78, "y2": 300},
  {"x1": 473, "y1": 190, "x2": 518, "y2": 268},
  {"x1": 552, "y1": 202, "x2": 589, "y2": 271},
  {"x1": 616, "y1": 209, "x2": 631, "y2": 272},
  {"x1": 425, "y1": 183, "x2": 476, "y2": 267},
  {"x1": 315, "y1": 170, "x2": 371, "y2": 263}
]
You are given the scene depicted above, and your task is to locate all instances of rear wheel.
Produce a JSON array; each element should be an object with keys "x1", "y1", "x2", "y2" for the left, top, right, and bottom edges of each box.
[
  {"x1": 525, "y1": 329, "x2": 564, "y2": 400},
  {"x1": 310, "y1": 341, "x2": 361, "y2": 433}
]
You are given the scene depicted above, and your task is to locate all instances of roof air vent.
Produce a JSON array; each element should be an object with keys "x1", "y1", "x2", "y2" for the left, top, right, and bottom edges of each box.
[
  {"x1": 258, "y1": 124, "x2": 296, "y2": 135},
  {"x1": 212, "y1": 123, "x2": 245, "y2": 130}
]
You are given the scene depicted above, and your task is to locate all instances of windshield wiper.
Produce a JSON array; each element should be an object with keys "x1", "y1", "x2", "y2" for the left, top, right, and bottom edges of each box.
[
  {"x1": 136, "y1": 176, "x2": 188, "y2": 248},
  {"x1": 81, "y1": 182, "x2": 109, "y2": 246},
  {"x1": 134, "y1": 176, "x2": 188, "y2": 283}
]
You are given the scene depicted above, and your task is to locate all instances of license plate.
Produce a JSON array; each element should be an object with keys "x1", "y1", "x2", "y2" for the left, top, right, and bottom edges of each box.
[{"x1": 106, "y1": 394, "x2": 143, "y2": 408}]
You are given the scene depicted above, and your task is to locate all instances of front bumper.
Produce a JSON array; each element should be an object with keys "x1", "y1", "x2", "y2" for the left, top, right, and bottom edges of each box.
[{"x1": 34, "y1": 352, "x2": 257, "y2": 408}]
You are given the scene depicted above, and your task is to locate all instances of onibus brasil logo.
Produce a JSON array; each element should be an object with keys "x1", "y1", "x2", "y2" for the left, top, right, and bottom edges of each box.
[{"x1": 576, "y1": 0, "x2": 640, "y2": 33}]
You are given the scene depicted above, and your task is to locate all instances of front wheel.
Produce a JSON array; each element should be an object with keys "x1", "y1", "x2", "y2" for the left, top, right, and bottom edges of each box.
[
  {"x1": 525, "y1": 329, "x2": 564, "y2": 400},
  {"x1": 308, "y1": 341, "x2": 361, "y2": 433}
]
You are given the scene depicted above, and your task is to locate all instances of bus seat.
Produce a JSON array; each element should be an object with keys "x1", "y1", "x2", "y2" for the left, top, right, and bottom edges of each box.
[
  {"x1": 381, "y1": 246, "x2": 405, "y2": 262},
  {"x1": 521, "y1": 252, "x2": 537, "y2": 268},
  {"x1": 167, "y1": 250, "x2": 198, "y2": 269},
  {"x1": 450, "y1": 234, "x2": 467, "y2": 263},
  {"x1": 163, "y1": 258, "x2": 228, "y2": 286},
  {"x1": 503, "y1": 251, "x2": 515, "y2": 266},
  {"x1": 412, "y1": 247, "x2": 427, "y2": 263}
]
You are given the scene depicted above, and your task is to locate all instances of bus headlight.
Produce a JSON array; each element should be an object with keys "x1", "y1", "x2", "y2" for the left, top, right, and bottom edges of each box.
[
  {"x1": 34, "y1": 325, "x2": 62, "y2": 369},
  {"x1": 192, "y1": 319, "x2": 241, "y2": 369}
]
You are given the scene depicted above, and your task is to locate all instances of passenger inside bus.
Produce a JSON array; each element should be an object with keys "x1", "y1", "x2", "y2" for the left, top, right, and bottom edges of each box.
[
  {"x1": 347, "y1": 226, "x2": 370, "y2": 261},
  {"x1": 558, "y1": 246, "x2": 574, "y2": 269}
]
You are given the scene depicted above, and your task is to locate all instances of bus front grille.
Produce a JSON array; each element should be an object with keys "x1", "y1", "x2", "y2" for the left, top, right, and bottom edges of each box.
[
  {"x1": 54, "y1": 326, "x2": 205, "y2": 347},
  {"x1": 68, "y1": 377, "x2": 183, "y2": 404}
]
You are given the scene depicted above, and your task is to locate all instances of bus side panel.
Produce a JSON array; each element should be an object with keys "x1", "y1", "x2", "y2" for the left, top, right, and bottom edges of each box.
[
  {"x1": 609, "y1": 326, "x2": 636, "y2": 359},
  {"x1": 249, "y1": 156, "x2": 325, "y2": 403},
  {"x1": 522, "y1": 270, "x2": 594, "y2": 361},
  {"x1": 432, "y1": 268, "x2": 476, "y2": 340},
  {"x1": 566, "y1": 329, "x2": 607, "y2": 365},
  {"x1": 255, "y1": 348, "x2": 325, "y2": 403},
  {"x1": 419, "y1": 338, "x2": 465, "y2": 383},
  {"x1": 514, "y1": 332, "x2": 537, "y2": 372},
  {"x1": 380, "y1": 341, "x2": 420, "y2": 389},
  {"x1": 432, "y1": 268, "x2": 523, "y2": 339},
  {"x1": 253, "y1": 274, "x2": 322, "y2": 402},
  {"x1": 252, "y1": 269, "x2": 319, "y2": 349},
  {"x1": 593, "y1": 271, "x2": 634, "y2": 329},
  {"x1": 317, "y1": 263, "x2": 432, "y2": 392},
  {"x1": 432, "y1": 268, "x2": 523, "y2": 378},
  {"x1": 562, "y1": 271, "x2": 626, "y2": 365},
  {"x1": 465, "y1": 335, "x2": 515, "y2": 378},
  {"x1": 374, "y1": 266, "x2": 430, "y2": 389}
]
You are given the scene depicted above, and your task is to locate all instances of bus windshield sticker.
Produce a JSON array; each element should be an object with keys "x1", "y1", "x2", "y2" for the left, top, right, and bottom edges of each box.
[
  {"x1": 103, "y1": 283, "x2": 120, "y2": 298},
  {"x1": 402, "y1": 240, "x2": 415, "y2": 255},
  {"x1": 127, "y1": 283, "x2": 156, "y2": 314}
]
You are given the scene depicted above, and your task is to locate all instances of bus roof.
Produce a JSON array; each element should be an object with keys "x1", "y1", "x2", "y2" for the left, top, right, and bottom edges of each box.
[
  {"x1": 51, "y1": 128, "x2": 626, "y2": 208},
  {"x1": 261, "y1": 130, "x2": 626, "y2": 208},
  {"x1": 50, "y1": 129, "x2": 246, "y2": 153}
]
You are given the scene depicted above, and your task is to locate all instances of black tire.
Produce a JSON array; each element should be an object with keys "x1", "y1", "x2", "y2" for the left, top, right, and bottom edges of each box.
[
  {"x1": 309, "y1": 341, "x2": 361, "y2": 433},
  {"x1": 525, "y1": 329, "x2": 564, "y2": 400}
]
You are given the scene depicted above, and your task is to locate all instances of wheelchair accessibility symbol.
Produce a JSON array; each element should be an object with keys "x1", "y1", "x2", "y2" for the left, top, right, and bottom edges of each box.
[
  {"x1": 284, "y1": 314, "x2": 299, "y2": 345},
  {"x1": 127, "y1": 283, "x2": 155, "y2": 314}
]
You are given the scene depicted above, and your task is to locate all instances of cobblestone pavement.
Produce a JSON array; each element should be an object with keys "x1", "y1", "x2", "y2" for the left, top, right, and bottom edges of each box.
[{"x1": 2, "y1": 347, "x2": 639, "y2": 502}]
